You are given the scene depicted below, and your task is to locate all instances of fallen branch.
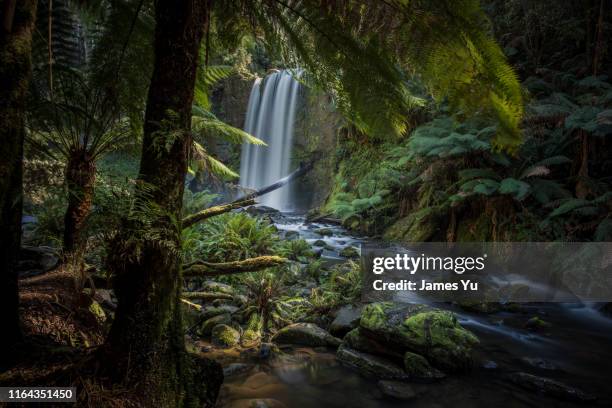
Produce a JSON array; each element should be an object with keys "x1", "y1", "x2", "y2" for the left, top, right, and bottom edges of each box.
[
  {"x1": 182, "y1": 198, "x2": 255, "y2": 229},
  {"x1": 183, "y1": 255, "x2": 286, "y2": 277},
  {"x1": 182, "y1": 161, "x2": 314, "y2": 229},
  {"x1": 181, "y1": 291, "x2": 233, "y2": 301},
  {"x1": 180, "y1": 298, "x2": 202, "y2": 311}
]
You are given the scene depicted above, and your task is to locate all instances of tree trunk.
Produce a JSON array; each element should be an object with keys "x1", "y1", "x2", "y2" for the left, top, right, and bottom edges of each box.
[
  {"x1": 100, "y1": 0, "x2": 221, "y2": 406},
  {"x1": 63, "y1": 149, "x2": 96, "y2": 253},
  {"x1": 0, "y1": 0, "x2": 37, "y2": 366}
]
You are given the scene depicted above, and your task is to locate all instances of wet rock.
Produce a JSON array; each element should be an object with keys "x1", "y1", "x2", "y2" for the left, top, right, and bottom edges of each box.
[
  {"x1": 198, "y1": 313, "x2": 231, "y2": 336},
  {"x1": 336, "y1": 345, "x2": 409, "y2": 380},
  {"x1": 525, "y1": 316, "x2": 552, "y2": 330},
  {"x1": 339, "y1": 246, "x2": 359, "y2": 258},
  {"x1": 520, "y1": 357, "x2": 559, "y2": 371},
  {"x1": 223, "y1": 363, "x2": 253, "y2": 377},
  {"x1": 315, "y1": 228, "x2": 333, "y2": 236},
  {"x1": 343, "y1": 328, "x2": 401, "y2": 359},
  {"x1": 212, "y1": 324, "x2": 240, "y2": 347},
  {"x1": 377, "y1": 380, "x2": 417, "y2": 400},
  {"x1": 482, "y1": 360, "x2": 498, "y2": 369},
  {"x1": 508, "y1": 372, "x2": 596, "y2": 402},
  {"x1": 329, "y1": 305, "x2": 363, "y2": 337},
  {"x1": 456, "y1": 300, "x2": 500, "y2": 314},
  {"x1": 403, "y1": 352, "x2": 445, "y2": 382},
  {"x1": 313, "y1": 239, "x2": 327, "y2": 247},
  {"x1": 271, "y1": 323, "x2": 341, "y2": 348},
  {"x1": 246, "y1": 205, "x2": 279, "y2": 216},
  {"x1": 359, "y1": 302, "x2": 479, "y2": 372}
]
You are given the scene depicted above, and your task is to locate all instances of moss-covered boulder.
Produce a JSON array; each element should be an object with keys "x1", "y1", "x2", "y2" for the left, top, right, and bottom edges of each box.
[
  {"x1": 339, "y1": 246, "x2": 359, "y2": 258},
  {"x1": 198, "y1": 313, "x2": 231, "y2": 337},
  {"x1": 315, "y1": 228, "x2": 333, "y2": 236},
  {"x1": 359, "y1": 302, "x2": 478, "y2": 372},
  {"x1": 403, "y1": 352, "x2": 445, "y2": 381},
  {"x1": 211, "y1": 324, "x2": 240, "y2": 348},
  {"x1": 343, "y1": 328, "x2": 402, "y2": 360},
  {"x1": 271, "y1": 323, "x2": 341, "y2": 348},
  {"x1": 330, "y1": 305, "x2": 362, "y2": 337},
  {"x1": 336, "y1": 345, "x2": 409, "y2": 380}
]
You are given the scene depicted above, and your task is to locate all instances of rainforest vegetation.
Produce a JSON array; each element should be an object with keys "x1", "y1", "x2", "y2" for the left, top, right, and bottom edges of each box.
[{"x1": 0, "y1": 0, "x2": 611, "y2": 407}]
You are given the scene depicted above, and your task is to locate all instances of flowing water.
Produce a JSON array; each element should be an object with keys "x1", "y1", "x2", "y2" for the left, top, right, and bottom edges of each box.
[
  {"x1": 239, "y1": 70, "x2": 302, "y2": 211},
  {"x1": 212, "y1": 214, "x2": 612, "y2": 408}
]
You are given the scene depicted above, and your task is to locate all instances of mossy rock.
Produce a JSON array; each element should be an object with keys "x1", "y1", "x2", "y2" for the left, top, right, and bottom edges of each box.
[
  {"x1": 211, "y1": 324, "x2": 240, "y2": 348},
  {"x1": 198, "y1": 313, "x2": 231, "y2": 337},
  {"x1": 201, "y1": 281, "x2": 234, "y2": 294},
  {"x1": 525, "y1": 316, "x2": 552, "y2": 330},
  {"x1": 403, "y1": 352, "x2": 445, "y2": 382},
  {"x1": 201, "y1": 305, "x2": 239, "y2": 321},
  {"x1": 315, "y1": 228, "x2": 333, "y2": 236},
  {"x1": 360, "y1": 302, "x2": 479, "y2": 372},
  {"x1": 313, "y1": 239, "x2": 327, "y2": 247},
  {"x1": 339, "y1": 246, "x2": 359, "y2": 258},
  {"x1": 343, "y1": 328, "x2": 402, "y2": 360},
  {"x1": 271, "y1": 323, "x2": 341, "y2": 348}
]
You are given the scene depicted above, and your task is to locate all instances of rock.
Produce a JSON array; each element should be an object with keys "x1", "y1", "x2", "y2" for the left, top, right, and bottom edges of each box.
[
  {"x1": 359, "y1": 302, "x2": 479, "y2": 372},
  {"x1": 456, "y1": 300, "x2": 500, "y2": 314},
  {"x1": 377, "y1": 380, "x2": 417, "y2": 400},
  {"x1": 482, "y1": 360, "x2": 498, "y2": 369},
  {"x1": 313, "y1": 239, "x2": 327, "y2": 247},
  {"x1": 336, "y1": 345, "x2": 409, "y2": 380},
  {"x1": 271, "y1": 323, "x2": 341, "y2": 348},
  {"x1": 87, "y1": 300, "x2": 107, "y2": 323},
  {"x1": 508, "y1": 372, "x2": 596, "y2": 402},
  {"x1": 330, "y1": 305, "x2": 363, "y2": 337},
  {"x1": 520, "y1": 357, "x2": 559, "y2": 371},
  {"x1": 201, "y1": 281, "x2": 234, "y2": 294},
  {"x1": 246, "y1": 205, "x2": 279, "y2": 215},
  {"x1": 211, "y1": 324, "x2": 240, "y2": 347},
  {"x1": 233, "y1": 294, "x2": 249, "y2": 306},
  {"x1": 198, "y1": 313, "x2": 231, "y2": 336},
  {"x1": 525, "y1": 316, "x2": 552, "y2": 330},
  {"x1": 314, "y1": 228, "x2": 333, "y2": 236},
  {"x1": 223, "y1": 363, "x2": 253, "y2": 377},
  {"x1": 19, "y1": 246, "x2": 59, "y2": 272},
  {"x1": 339, "y1": 246, "x2": 359, "y2": 258},
  {"x1": 226, "y1": 398, "x2": 287, "y2": 408},
  {"x1": 403, "y1": 352, "x2": 445, "y2": 382},
  {"x1": 343, "y1": 328, "x2": 401, "y2": 358},
  {"x1": 201, "y1": 305, "x2": 239, "y2": 321},
  {"x1": 284, "y1": 230, "x2": 300, "y2": 240}
]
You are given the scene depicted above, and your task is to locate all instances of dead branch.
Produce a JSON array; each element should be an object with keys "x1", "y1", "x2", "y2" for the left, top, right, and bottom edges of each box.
[
  {"x1": 183, "y1": 255, "x2": 286, "y2": 277},
  {"x1": 182, "y1": 198, "x2": 255, "y2": 229}
]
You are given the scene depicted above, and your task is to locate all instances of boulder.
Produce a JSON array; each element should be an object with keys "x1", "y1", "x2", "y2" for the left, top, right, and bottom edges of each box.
[
  {"x1": 359, "y1": 302, "x2": 478, "y2": 372},
  {"x1": 403, "y1": 352, "x2": 445, "y2": 382},
  {"x1": 201, "y1": 281, "x2": 234, "y2": 294},
  {"x1": 339, "y1": 246, "x2": 359, "y2": 258},
  {"x1": 314, "y1": 228, "x2": 333, "y2": 236},
  {"x1": 201, "y1": 305, "x2": 239, "y2": 321},
  {"x1": 377, "y1": 380, "x2": 417, "y2": 400},
  {"x1": 211, "y1": 324, "x2": 240, "y2": 347},
  {"x1": 198, "y1": 313, "x2": 231, "y2": 336},
  {"x1": 246, "y1": 205, "x2": 279, "y2": 216},
  {"x1": 329, "y1": 305, "x2": 363, "y2": 336},
  {"x1": 19, "y1": 246, "x2": 59, "y2": 272},
  {"x1": 313, "y1": 239, "x2": 327, "y2": 247},
  {"x1": 525, "y1": 316, "x2": 552, "y2": 330},
  {"x1": 342, "y1": 328, "x2": 401, "y2": 359},
  {"x1": 336, "y1": 346, "x2": 409, "y2": 380},
  {"x1": 508, "y1": 372, "x2": 596, "y2": 402},
  {"x1": 284, "y1": 230, "x2": 300, "y2": 240},
  {"x1": 271, "y1": 323, "x2": 341, "y2": 348}
]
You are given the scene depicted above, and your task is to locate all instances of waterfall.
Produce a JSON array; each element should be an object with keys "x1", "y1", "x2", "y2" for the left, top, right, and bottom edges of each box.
[{"x1": 240, "y1": 70, "x2": 301, "y2": 211}]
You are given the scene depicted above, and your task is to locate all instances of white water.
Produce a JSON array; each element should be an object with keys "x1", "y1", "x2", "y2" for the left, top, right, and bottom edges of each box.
[{"x1": 240, "y1": 70, "x2": 301, "y2": 211}]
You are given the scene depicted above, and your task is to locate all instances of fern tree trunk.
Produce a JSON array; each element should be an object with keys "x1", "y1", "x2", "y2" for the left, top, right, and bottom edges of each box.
[
  {"x1": 99, "y1": 0, "x2": 221, "y2": 405},
  {"x1": 63, "y1": 149, "x2": 96, "y2": 253},
  {"x1": 0, "y1": 0, "x2": 37, "y2": 365}
]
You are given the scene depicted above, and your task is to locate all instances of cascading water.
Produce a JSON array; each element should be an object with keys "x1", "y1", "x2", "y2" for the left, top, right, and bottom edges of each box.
[{"x1": 239, "y1": 70, "x2": 301, "y2": 211}]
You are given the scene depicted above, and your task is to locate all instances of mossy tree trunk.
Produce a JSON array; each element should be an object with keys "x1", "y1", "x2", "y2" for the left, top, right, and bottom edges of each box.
[
  {"x1": 63, "y1": 149, "x2": 96, "y2": 253},
  {"x1": 100, "y1": 0, "x2": 221, "y2": 406},
  {"x1": 0, "y1": 0, "x2": 37, "y2": 365}
]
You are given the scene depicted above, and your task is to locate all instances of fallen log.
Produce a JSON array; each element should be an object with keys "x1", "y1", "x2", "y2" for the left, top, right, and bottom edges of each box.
[
  {"x1": 181, "y1": 291, "x2": 233, "y2": 301},
  {"x1": 233, "y1": 160, "x2": 314, "y2": 202},
  {"x1": 182, "y1": 198, "x2": 255, "y2": 228},
  {"x1": 183, "y1": 255, "x2": 286, "y2": 277}
]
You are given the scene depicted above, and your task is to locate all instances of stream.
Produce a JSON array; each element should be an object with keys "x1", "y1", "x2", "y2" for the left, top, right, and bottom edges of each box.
[{"x1": 208, "y1": 212, "x2": 612, "y2": 408}]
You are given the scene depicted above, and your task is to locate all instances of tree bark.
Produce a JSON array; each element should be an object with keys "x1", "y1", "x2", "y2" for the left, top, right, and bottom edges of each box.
[
  {"x1": 100, "y1": 0, "x2": 221, "y2": 406},
  {"x1": 0, "y1": 0, "x2": 37, "y2": 366},
  {"x1": 63, "y1": 149, "x2": 96, "y2": 253}
]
